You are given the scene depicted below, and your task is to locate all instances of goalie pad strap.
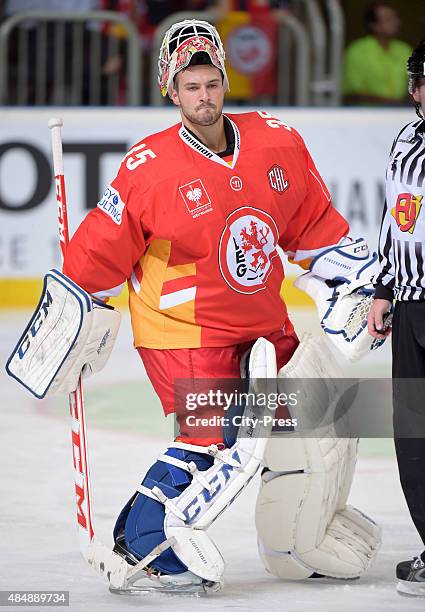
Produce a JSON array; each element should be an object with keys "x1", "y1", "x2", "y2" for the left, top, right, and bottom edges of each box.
[
  {"x1": 158, "y1": 454, "x2": 214, "y2": 491},
  {"x1": 6, "y1": 269, "x2": 121, "y2": 398}
]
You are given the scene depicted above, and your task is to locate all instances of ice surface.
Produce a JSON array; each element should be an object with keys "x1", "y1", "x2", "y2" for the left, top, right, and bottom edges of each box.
[{"x1": 1, "y1": 310, "x2": 422, "y2": 611}]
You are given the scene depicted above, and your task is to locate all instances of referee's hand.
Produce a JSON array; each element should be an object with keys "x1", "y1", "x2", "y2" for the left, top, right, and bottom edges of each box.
[{"x1": 367, "y1": 298, "x2": 392, "y2": 339}]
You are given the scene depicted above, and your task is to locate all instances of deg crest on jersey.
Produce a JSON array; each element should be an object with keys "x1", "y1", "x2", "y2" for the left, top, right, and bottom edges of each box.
[{"x1": 219, "y1": 207, "x2": 279, "y2": 294}]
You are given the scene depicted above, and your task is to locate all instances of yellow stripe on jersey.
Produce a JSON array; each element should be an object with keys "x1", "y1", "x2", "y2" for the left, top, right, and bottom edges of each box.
[
  {"x1": 164, "y1": 262, "x2": 196, "y2": 282},
  {"x1": 129, "y1": 239, "x2": 201, "y2": 348}
]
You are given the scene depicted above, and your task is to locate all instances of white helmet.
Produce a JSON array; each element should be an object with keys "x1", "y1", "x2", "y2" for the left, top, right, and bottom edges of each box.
[{"x1": 158, "y1": 19, "x2": 229, "y2": 97}]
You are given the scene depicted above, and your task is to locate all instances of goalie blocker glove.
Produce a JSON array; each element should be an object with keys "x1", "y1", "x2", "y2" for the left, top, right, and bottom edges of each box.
[
  {"x1": 6, "y1": 269, "x2": 121, "y2": 398},
  {"x1": 294, "y1": 238, "x2": 388, "y2": 361}
]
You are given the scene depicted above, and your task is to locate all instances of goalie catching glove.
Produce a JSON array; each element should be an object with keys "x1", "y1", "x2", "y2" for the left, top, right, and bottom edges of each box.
[
  {"x1": 6, "y1": 270, "x2": 121, "y2": 398},
  {"x1": 295, "y1": 238, "x2": 388, "y2": 361}
]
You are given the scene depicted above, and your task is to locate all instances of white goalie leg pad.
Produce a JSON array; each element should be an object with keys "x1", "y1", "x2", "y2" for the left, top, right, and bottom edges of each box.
[
  {"x1": 139, "y1": 338, "x2": 278, "y2": 583},
  {"x1": 6, "y1": 269, "x2": 121, "y2": 398},
  {"x1": 294, "y1": 239, "x2": 385, "y2": 361},
  {"x1": 255, "y1": 335, "x2": 381, "y2": 580}
]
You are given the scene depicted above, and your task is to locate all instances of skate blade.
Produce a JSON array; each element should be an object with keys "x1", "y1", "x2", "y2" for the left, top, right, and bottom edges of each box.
[
  {"x1": 109, "y1": 580, "x2": 222, "y2": 597},
  {"x1": 397, "y1": 579, "x2": 425, "y2": 597}
]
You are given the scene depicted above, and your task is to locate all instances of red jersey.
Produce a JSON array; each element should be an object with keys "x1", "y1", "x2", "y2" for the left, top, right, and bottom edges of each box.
[{"x1": 63, "y1": 111, "x2": 349, "y2": 349}]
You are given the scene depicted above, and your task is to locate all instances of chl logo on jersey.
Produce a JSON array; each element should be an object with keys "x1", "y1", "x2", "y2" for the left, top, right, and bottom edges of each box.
[
  {"x1": 179, "y1": 179, "x2": 213, "y2": 219},
  {"x1": 268, "y1": 164, "x2": 289, "y2": 194},
  {"x1": 392, "y1": 193, "x2": 422, "y2": 233},
  {"x1": 219, "y1": 207, "x2": 279, "y2": 294}
]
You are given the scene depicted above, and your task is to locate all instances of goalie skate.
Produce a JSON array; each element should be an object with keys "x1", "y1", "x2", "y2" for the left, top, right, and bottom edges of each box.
[
  {"x1": 82, "y1": 536, "x2": 222, "y2": 597},
  {"x1": 109, "y1": 570, "x2": 221, "y2": 596},
  {"x1": 107, "y1": 534, "x2": 222, "y2": 596}
]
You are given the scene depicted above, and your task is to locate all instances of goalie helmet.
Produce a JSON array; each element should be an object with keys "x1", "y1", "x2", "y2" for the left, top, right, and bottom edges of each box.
[
  {"x1": 158, "y1": 19, "x2": 229, "y2": 97},
  {"x1": 407, "y1": 39, "x2": 425, "y2": 118}
]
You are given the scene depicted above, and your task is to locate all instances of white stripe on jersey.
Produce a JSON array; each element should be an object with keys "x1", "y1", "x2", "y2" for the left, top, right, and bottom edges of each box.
[
  {"x1": 130, "y1": 272, "x2": 140, "y2": 294},
  {"x1": 159, "y1": 286, "x2": 197, "y2": 310},
  {"x1": 93, "y1": 282, "x2": 125, "y2": 300},
  {"x1": 308, "y1": 168, "x2": 332, "y2": 202}
]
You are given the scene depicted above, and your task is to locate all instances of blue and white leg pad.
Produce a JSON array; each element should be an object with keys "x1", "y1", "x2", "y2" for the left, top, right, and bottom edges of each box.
[
  {"x1": 114, "y1": 337, "x2": 278, "y2": 584},
  {"x1": 114, "y1": 445, "x2": 216, "y2": 575}
]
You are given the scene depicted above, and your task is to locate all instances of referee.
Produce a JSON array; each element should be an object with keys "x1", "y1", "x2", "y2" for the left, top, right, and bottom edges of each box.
[{"x1": 368, "y1": 39, "x2": 425, "y2": 597}]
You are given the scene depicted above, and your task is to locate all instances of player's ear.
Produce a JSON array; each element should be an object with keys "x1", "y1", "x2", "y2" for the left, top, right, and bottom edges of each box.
[
  {"x1": 169, "y1": 81, "x2": 181, "y2": 107},
  {"x1": 412, "y1": 87, "x2": 421, "y2": 103}
]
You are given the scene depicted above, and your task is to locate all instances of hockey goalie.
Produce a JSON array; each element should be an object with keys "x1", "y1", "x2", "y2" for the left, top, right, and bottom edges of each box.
[{"x1": 6, "y1": 19, "x2": 382, "y2": 595}]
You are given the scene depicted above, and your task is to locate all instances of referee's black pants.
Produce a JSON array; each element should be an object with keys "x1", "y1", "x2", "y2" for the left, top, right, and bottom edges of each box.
[{"x1": 392, "y1": 300, "x2": 425, "y2": 547}]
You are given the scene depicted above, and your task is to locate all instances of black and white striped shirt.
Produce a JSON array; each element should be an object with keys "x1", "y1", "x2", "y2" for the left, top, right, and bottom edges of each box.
[{"x1": 375, "y1": 118, "x2": 425, "y2": 302}]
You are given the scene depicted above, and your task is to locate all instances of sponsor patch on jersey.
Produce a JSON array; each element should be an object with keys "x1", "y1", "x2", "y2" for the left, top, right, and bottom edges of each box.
[
  {"x1": 230, "y1": 176, "x2": 243, "y2": 191},
  {"x1": 268, "y1": 164, "x2": 289, "y2": 194},
  {"x1": 219, "y1": 207, "x2": 279, "y2": 294},
  {"x1": 392, "y1": 193, "x2": 422, "y2": 234},
  {"x1": 179, "y1": 179, "x2": 213, "y2": 219},
  {"x1": 97, "y1": 185, "x2": 125, "y2": 225}
]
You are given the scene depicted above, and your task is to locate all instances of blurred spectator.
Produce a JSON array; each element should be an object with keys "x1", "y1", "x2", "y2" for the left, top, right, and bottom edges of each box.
[
  {"x1": 221, "y1": 0, "x2": 294, "y2": 9},
  {"x1": 101, "y1": 0, "x2": 228, "y2": 103},
  {"x1": 3, "y1": 0, "x2": 99, "y2": 17},
  {"x1": 2, "y1": 0, "x2": 101, "y2": 104},
  {"x1": 141, "y1": 0, "x2": 228, "y2": 47},
  {"x1": 343, "y1": 2, "x2": 412, "y2": 105},
  {"x1": 101, "y1": 0, "x2": 228, "y2": 53}
]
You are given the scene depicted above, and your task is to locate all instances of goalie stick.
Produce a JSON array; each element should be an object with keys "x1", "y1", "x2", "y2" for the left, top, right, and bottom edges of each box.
[{"x1": 48, "y1": 118, "x2": 147, "y2": 591}]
